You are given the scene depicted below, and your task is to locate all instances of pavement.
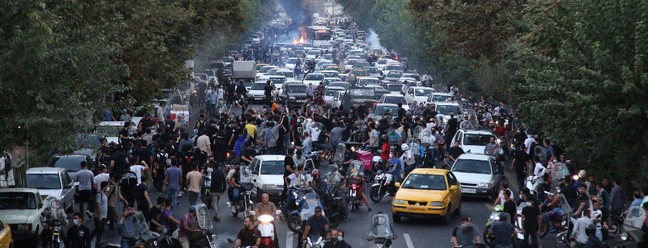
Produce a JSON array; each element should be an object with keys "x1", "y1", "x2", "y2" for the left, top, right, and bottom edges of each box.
[{"x1": 26, "y1": 97, "x2": 557, "y2": 247}]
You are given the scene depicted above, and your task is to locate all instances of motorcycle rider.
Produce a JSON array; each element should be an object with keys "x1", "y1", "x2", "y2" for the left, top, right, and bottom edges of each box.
[
  {"x1": 572, "y1": 209, "x2": 595, "y2": 246},
  {"x1": 310, "y1": 169, "x2": 328, "y2": 200},
  {"x1": 400, "y1": 144, "x2": 416, "y2": 176},
  {"x1": 344, "y1": 161, "x2": 372, "y2": 211},
  {"x1": 234, "y1": 216, "x2": 261, "y2": 248},
  {"x1": 531, "y1": 155, "x2": 547, "y2": 195},
  {"x1": 227, "y1": 162, "x2": 243, "y2": 209},
  {"x1": 451, "y1": 215, "x2": 482, "y2": 247},
  {"x1": 302, "y1": 206, "x2": 330, "y2": 244},
  {"x1": 484, "y1": 136, "x2": 503, "y2": 172},
  {"x1": 488, "y1": 213, "x2": 517, "y2": 248},
  {"x1": 386, "y1": 150, "x2": 402, "y2": 184},
  {"x1": 178, "y1": 205, "x2": 200, "y2": 248},
  {"x1": 325, "y1": 229, "x2": 350, "y2": 248}
]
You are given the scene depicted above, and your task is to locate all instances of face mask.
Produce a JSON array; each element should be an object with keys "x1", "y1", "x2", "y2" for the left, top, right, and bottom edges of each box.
[
  {"x1": 337, "y1": 236, "x2": 343, "y2": 242},
  {"x1": 73, "y1": 219, "x2": 79, "y2": 225},
  {"x1": 297, "y1": 119, "x2": 301, "y2": 123}
]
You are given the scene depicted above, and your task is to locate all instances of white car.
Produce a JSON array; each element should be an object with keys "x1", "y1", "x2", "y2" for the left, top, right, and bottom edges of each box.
[
  {"x1": 0, "y1": 188, "x2": 48, "y2": 245},
  {"x1": 320, "y1": 70, "x2": 339, "y2": 78},
  {"x1": 284, "y1": 58, "x2": 300, "y2": 70},
  {"x1": 25, "y1": 167, "x2": 76, "y2": 213},
  {"x1": 385, "y1": 84, "x2": 403, "y2": 95},
  {"x1": 451, "y1": 129, "x2": 496, "y2": 155},
  {"x1": 246, "y1": 155, "x2": 286, "y2": 202},
  {"x1": 303, "y1": 73, "x2": 325, "y2": 86},
  {"x1": 344, "y1": 59, "x2": 360, "y2": 71},
  {"x1": 331, "y1": 91, "x2": 347, "y2": 109},
  {"x1": 274, "y1": 69, "x2": 294, "y2": 79},
  {"x1": 397, "y1": 77, "x2": 418, "y2": 86},
  {"x1": 406, "y1": 87, "x2": 436, "y2": 104},
  {"x1": 378, "y1": 94, "x2": 409, "y2": 111},
  {"x1": 305, "y1": 49, "x2": 321, "y2": 60},
  {"x1": 451, "y1": 154, "x2": 501, "y2": 200},
  {"x1": 324, "y1": 87, "x2": 346, "y2": 105},
  {"x1": 367, "y1": 103, "x2": 399, "y2": 122},
  {"x1": 357, "y1": 77, "x2": 381, "y2": 87},
  {"x1": 248, "y1": 82, "x2": 270, "y2": 102},
  {"x1": 428, "y1": 92, "x2": 455, "y2": 103},
  {"x1": 435, "y1": 102, "x2": 464, "y2": 124}
]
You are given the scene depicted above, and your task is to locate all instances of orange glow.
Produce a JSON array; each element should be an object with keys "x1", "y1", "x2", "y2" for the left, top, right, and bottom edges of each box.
[
  {"x1": 293, "y1": 38, "x2": 298, "y2": 45},
  {"x1": 299, "y1": 36, "x2": 304, "y2": 45}
]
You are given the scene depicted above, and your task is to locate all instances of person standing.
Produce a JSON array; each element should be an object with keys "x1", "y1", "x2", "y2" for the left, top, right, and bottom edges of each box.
[
  {"x1": 91, "y1": 181, "x2": 109, "y2": 247},
  {"x1": 76, "y1": 161, "x2": 95, "y2": 218},
  {"x1": 210, "y1": 163, "x2": 227, "y2": 221},
  {"x1": 119, "y1": 207, "x2": 139, "y2": 248},
  {"x1": 264, "y1": 80, "x2": 274, "y2": 108},
  {"x1": 93, "y1": 165, "x2": 110, "y2": 192},
  {"x1": 136, "y1": 177, "x2": 153, "y2": 222},
  {"x1": 511, "y1": 144, "x2": 530, "y2": 189},
  {"x1": 165, "y1": 159, "x2": 183, "y2": 210},
  {"x1": 489, "y1": 213, "x2": 517, "y2": 248},
  {"x1": 130, "y1": 160, "x2": 148, "y2": 185},
  {"x1": 521, "y1": 194, "x2": 541, "y2": 248},
  {"x1": 282, "y1": 149, "x2": 296, "y2": 203},
  {"x1": 65, "y1": 213, "x2": 91, "y2": 248},
  {"x1": 107, "y1": 174, "x2": 126, "y2": 230},
  {"x1": 160, "y1": 198, "x2": 181, "y2": 235},
  {"x1": 572, "y1": 209, "x2": 594, "y2": 246},
  {"x1": 186, "y1": 164, "x2": 203, "y2": 206}
]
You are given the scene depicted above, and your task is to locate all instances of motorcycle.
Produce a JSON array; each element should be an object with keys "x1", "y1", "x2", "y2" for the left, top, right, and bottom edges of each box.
[
  {"x1": 202, "y1": 167, "x2": 213, "y2": 209},
  {"x1": 231, "y1": 182, "x2": 255, "y2": 217},
  {"x1": 194, "y1": 203, "x2": 219, "y2": 248},
  {"x1": 304, "y1": 235, "x2": 325, "y2": 248},
  {"x1": 369, "y1": 170, "x2": 397, "y2": 203},
  {"x1": 287, "y1": 192, "x2": 324, "y2": 233},
  {"x1": 346, "y1": 160, "x2": 365, "y2": 212},
  {"x1": 614, "y1": 206, "x2": 646, "y2": 248},
  {"x1": 322, "y1": 186, "x2": 345, "y2": 228},
  {"x1": 257, "y1": 210, "x2": 282, "y2": 248},
  {"x1": 367, "y1": 212, "x2": 396, "y2": 248},
  {"x1": 41, "y1": 198, "x2": 66, "y2": 248}
]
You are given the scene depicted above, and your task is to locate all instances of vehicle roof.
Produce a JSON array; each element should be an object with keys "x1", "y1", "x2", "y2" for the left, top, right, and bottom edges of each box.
[
  {"x1": 461, "y1": 129, "x2": 496, "y2": 135},
  {"x1": 382, "y1": 94, "x2": 405, "y2": 98},
  {"x1": 254, "y1": 155, "x2": 286, "y2": 161},
  {"x1": 410, "y1": 86, "x2": 434, "y2": 90},
  {"x1": 375, "y1": 103, "x2": 398, "y2": 107},
  {"x1": 321, "y1": 70, "x2": 338, "y2": 73},
  {"x1": 26, "y1": 167, "x2": 65, "y2": 174},
  {"x1": 0, "y1": 188, "x2": 40, "y2": 193},
  {"x1": 432, "y1": 92, "x2": 453, "y2": 96},
  {"x1": 52, "y1": 154, "x2": 88, "y2": 158},
  {"x1": 98, "y1": 121, "x2": 126, "y2": 126},
  {"x1": 457, "y1": 153, "x2": 492, "y2": 161},
  {"x1": 409, "y1": 168, "x2": 451, "y2": 175},
  {"x1": 358, "y1": 77, "x2": 380, "y2": 81},
  {"x1": 326, "y1": 86, "x2": 345, "y2": 91},
  {"x1": 434, "y1": 102, "x2": 460, "y2": 106}
]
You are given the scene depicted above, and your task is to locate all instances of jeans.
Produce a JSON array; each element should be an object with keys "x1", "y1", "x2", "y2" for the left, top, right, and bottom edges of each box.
[
  {"x1": 232, "y1": 188, "x2": 241, "y2": 204},
  {"x1": 121, "y1": 237, "x2": 136, "y2": 248},
  {"x1": 167, "y1": 187, "x2": 179, "y2": 211},
  {"x1": 188, "y1": 191, "x2": 199, "y2": 206},
  {"x1": 78, "y1": 190, "x2": 94, "y2": 214},
  {"x1": 92, "y1": 217, "x2": 106, "y2": 246},
  {"x1": 524, "y1": 231, "x2": 539, "y2": 248},
  {"x1": 211, "y1": 193, "x2": 222, "y2": 219}
]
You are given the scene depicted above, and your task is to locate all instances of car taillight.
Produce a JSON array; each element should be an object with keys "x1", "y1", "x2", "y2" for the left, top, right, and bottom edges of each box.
[{"x1": 262, "y1": 237, "x2": 272, "y2": 246}]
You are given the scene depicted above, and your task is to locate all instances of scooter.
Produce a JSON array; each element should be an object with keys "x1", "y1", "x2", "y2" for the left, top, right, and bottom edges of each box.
[
  {"x1": 287, "y1": 192, "x2": 324, "y2": 233},
  {"x1": 202, "y1": 167, "x2": 213, "y2": 209},
  {"x1": 369, "y1": 170, "x2": 397, "y2": 203},
  {"x1": 257, "y1": 210, "x2": 282, "y2": 248},
  {"x1": 614, "y1": 206, "x2": 646, "y2": 248},
  {"x1": 367, "y1": 212, "x2": 397, "y2": 248},
  {"x1": 347, "y1": 179, "x2": 363, "y2": 212}
]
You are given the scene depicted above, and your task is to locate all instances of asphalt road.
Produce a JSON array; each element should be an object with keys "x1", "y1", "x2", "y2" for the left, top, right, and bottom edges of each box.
[{"x1": 27, "y1": 100, "x2": 556, "y2": 248}]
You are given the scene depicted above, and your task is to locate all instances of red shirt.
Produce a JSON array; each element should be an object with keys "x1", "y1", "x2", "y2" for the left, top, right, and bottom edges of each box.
[
  {"x1": 494, "y1": 126, "x2": 507, "y2": 137},
  {"x1": 380, "y1": 142, "x2": 390, "y2": 162}
]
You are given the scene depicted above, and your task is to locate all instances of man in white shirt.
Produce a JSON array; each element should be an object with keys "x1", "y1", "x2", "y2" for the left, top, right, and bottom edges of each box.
[
  {"x1": 524, "y1": 135, "x2": 535, "y2": 154},
  {"x1": 94, "y1": 164, "x2": 110, "y2": 191},
  {"x1": 571, "y1": 209, "x2": 594, "y2": 245},
  {"x1": 285, "y1": 166, "x2": 305, "y2": 189},
  {"x1": 130, "y1": 161, "x2": 149, "y2": 185},
  {"x1": 195, "y1": 131, "x2": 211, "y2": 156}
]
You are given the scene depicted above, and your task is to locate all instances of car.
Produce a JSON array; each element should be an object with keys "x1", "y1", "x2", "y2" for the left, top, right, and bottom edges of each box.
[
  {"x1": 434, "y1": 102, "x2": 464, "y2": 124},
  {"x1": 47, "y1": 154, "x2": 94, "y2": 182},
  {"x1": 385, "y1": 84, "x2": 403, "y2": 95},
  {"x1": 382, "y1": 70, "x2": 403, "y2": 83},
  {"x1": 391, "y1": 168, "x2": 461, "y2": 223},
  {"x1": 281, "y1": 83, "x2": 309, "y2": 110},
  {"x1": 378, "y1": 94, "x2": 409, "y2": 111},
  {"x1": 284, "y1": 58, "x2": 300, "y2": 70},
  {"x1": 245, "y1": 155, "x2": 287, "y2": 202},
  {"x1": 344, "y1": 59, "x2": 360, "y2": 71},
  {"x1": 0, "y1": 188, "x2": 48, "y2": 245},
  {"x1": 25, "y1": 167, "x2": 76, "y2": 213},
  {"x1": 247, "y1": 82, "x2": 269, "y2": 102},
  {"x1": 357, "y1": 77, "x2": 381, "y2": 88},
  {"x1": 428, "y1": 92, "x2": 454, "y2": 103},
  {"x1": 320, "y1": 70, "x2": 339, "y2": 78},
  {"x1": 274, "y1": 69, "x2": 294, "y2": 79},
  {"x1": 450, "y1": 154, "x2": 501, "y2": 200},
  {"x1": 344, "y1": 87, "x2": 381, "y2": 109},
  {"x1": 331, "y1": 91, "x2": 347, "y2": 109},
  {"x1": 322, "y1": 77, "x2": 343, "y2": 86},
  {"x1": 376, "y1": 58, "x2": 392, "y2": 71},
  {"x1": 405, "y1": 87, "x2": 436, "y2": 104},
  {"x1": 95, "y1": 121, "x2": 127, "y2": 144},
  {"x1": 324, "y1": 87, "x2": 346, "y2": 105},
  {"x1": 305, "y1": 49, "x2": 321, "y2": 60},
  {"x1": 397, "y1": 77, "x2": 418, "y2": 86},
  {"x1": 302, "y1": 73, "x2": 325, "y2": 86},
  {"x1": 451, "y1": 129, "x2": 496, "y2": 154},
  {"x1": 367, "y1": 103, "x2": 399, "y2": 122},
  {"x1": 0, "y1": 220, "x2": 12, "y2": 248},
  {"x1": 365, "y1": 66, "x2": 382, "y2": 79}
]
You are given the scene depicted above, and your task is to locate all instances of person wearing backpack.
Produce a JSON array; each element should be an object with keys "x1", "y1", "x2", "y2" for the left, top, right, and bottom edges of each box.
[
  {"x1": 153, "y1": 145, "x2": 171, "y2": 193},
  {"x1": 451, "y1": 216, "x2": 482, "y2": 247},
  {"x1": 120, "y1": 169, "x2": 138, "y2": 208}
]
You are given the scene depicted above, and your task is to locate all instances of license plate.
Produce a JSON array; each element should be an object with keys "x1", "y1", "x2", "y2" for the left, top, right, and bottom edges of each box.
[
  {"x1": 461, "y1": 188, "x2": 477, "y2": 194},
  {"x1": 408, "y1": 207, "x2": 425, "y2": 212}
]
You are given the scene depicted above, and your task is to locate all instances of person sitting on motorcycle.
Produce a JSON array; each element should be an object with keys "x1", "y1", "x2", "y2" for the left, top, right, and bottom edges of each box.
[
  {"x1": 283, "y1": 166, "x2": 305, "y2": 213},
  {"x1": 387, "y1": 151, "x2": 402, "y2": 184},
  {"x1": 493, "y1": 181, "x2": 515, "y2": 206},
  {"x1": 531, "y1": 155, "x2": 547, "y2": 194},
  {"x1": 227, "y1": 162, "x2": 243, "y2": 208},
  {"x1": 342, "y1": 145, "x2": 358, "y2": 170},
  {"x1": 41, "y1": 200, "x2": 69, "y2": 246},
  {"x1": 325, "y1": 229, "x2": 351, "y2": 248},
  {"x1": 179, "y1": 205, "x2": 200, "y2": 248},
  {"x1": 379, "y1": 135, "x2": 390, "y2": 169},
  {"x1": 343, "y1": 161, "x2": 372, "y2": 211},
  {"x1": 447, "y1": 141, "x2": 464, "y2": 163},
  {"x1": 302, "y1": 206, "x2": 330, "y2": 243},
  {"x1": 400, "y1": 143, "x2": 415, "y2": 170},
  {"x1": 310, "y1": 169, "x2": 328, "y2": 200},
  {"x1": 234, "y1": 216, "x2": 261, "y2": 248},
  {"x1": 483, "y1": 137, "x2": 502, "y2": 160}
]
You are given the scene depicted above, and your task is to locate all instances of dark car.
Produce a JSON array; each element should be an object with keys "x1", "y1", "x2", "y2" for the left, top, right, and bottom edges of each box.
[
  {"x1": 281, "y1": 83, "x2": 309, "y2": 110},
  {"x1": 47, "y1": 154, "x2": 94, "y2": 182}
]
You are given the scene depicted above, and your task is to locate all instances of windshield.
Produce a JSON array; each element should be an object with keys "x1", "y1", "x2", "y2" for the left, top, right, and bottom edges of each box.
[
  {"x1": 366, "y1": 67, "x2": 380, "y2": 73},
  {"x1": 259, "y1": 66, "x2": 275, "y2": 73},
  {"x1": 386, "y1": 71, "x2": 402, "y2": 77},
  {"x1": 287, "y1": 58, "x2": 298, "y2": 64},
  {"x1": 358, "y1": 79, "x2": 380, "y2": 86},
  {"x1": 452, "y1": 159, "x2": 492, "y2": 174},
  {"x1": 464, "y1": 134, "x2": 494, "y2": 146},
  {"x1": 76, "y1": 134, "x2": 100, "y2": 149},
  {"x1": 414, "y1": 89, "x2": 435, "y2": 96},
  {"x1": 349, "y1": 89, "x2": 375, "y2": 97},
  {"x1": 383, "y1": 96, "x2": 406, "y2": 105},
  {"x1": 251, "y1": 84, "x2": 266, "y2": 90},
  {"x1": 431, "y1": 94, "x2": 454, "y2": 102},
  {"x1": 374, "y1": 105, "x2": 399, "y2": 115},
  {"x1": 305, "y1": 74, "x2": 324, "y2": 80},
  {"x1": 0, "y1": 192, "x2": 38, "y2": 210},
  {"x1": 307, "y1": 50, "x2": 319, "y2": 55},
  {"x1": 261, "y1": 161, "x2": 285, "y2": 175},
  {"x1": 329, "y1": 82, "x2": 349, "y2": 90},
  {"x1": 352, "y1": 70, "x2": 368, "y2": 76},
  {"x1": 402, "y1": 174, "x2": 447, "y2": 190},
  {"x1": 325, "y1": 89, "x2": 340, "y2": 96},
  {"x1": 286, "y1": 86, "x2": 307, "y2": 93},
  {"x1": 269, "y1": 77, "x2": 286, "y2": 84},
  {"x1": 27, "y1": 174, "x2": 61, "y2": 189},
  {"x1": 276, "y1": 71, "x2": 293, "y2": 78},
  {"x1": 436, "y1": 105, "x2": 461, "y2": 115},
  {"x1": 96, "y1": 125, "x2": 122, "y2": 138},
  {"x1": 322, "y1": 71, "x2": 338, "y2": 78},
  {"x1": 387, "y1": 85, "x2": 401, "y2": 91},
  {"x1": 377, "y1": 59, "x2": 388, "y2": 65},
  {"x1": 386, "y1": 65, "x2": 402, "y2": 71},
  {"x1": 48, "y1": 157, "x2": 84, "y2": 172}
]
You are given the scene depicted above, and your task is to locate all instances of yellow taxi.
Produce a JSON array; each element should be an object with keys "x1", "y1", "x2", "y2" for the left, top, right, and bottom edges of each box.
[
  {"x1": 0, "y1": 220, "x2": 12, "y2": 248},
  {"x1": 391, "y1": 168, "x2": 462, "y2": 224}
]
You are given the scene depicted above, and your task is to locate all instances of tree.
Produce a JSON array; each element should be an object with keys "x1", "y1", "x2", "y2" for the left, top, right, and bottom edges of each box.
[{"x1": 508, "y1": 0, "x2": 648, "y2": 185}]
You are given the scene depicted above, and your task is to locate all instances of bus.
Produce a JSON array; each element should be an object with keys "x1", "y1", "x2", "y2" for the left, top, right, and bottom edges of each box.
[{"x1": 306, "y1": 26, "x2": 332, "y2": 46}]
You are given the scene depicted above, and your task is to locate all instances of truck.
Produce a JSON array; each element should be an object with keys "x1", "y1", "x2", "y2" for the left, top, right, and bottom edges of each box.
[
  {"x1": 232, "y1": 61, "x2": 257, "y2": 80},
  {"x1": 0, "y1": 188, "x2": 49, "y2": 246}
]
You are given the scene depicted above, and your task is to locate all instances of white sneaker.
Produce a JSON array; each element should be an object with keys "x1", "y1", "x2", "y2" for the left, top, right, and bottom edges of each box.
[
  {"x1": 226, "y1": 202, "x2": 232, "y2": 208},
  {"x1": 85, "y1": 210, "x2": 93, "y2": 219}
]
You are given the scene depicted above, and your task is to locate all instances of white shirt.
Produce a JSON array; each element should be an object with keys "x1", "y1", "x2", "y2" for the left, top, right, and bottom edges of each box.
[
  {"x1": 94, "y1": 173, "x2": 110, "y2": 189},
  {"x1": 196, "y1": 134, "x2": 211, "y2": 155},
  {"x1": 217, "y1": 88, "x2": 224, "y2": 101},
  {"x1": 524, "y1": 136, "x2": 535, "y2": 154},
  {"x1": 401, "y1": 149, "x2": 415, "y2": 166},
  {"x1": 130, "y1": 165, "x2": 145, "y2": 185},
  {"x1": 534, "y1": 162, "x2": 546, "y2": 183},
  {"x1": 308, "y1": 124, "x2": 322, "y2": 142},
  {"x1": 572, "y1": 216, "x2": 593, "y2": 244},
  {"x1": 287, "y1": 173, "x2": 305, "y2": 188}
]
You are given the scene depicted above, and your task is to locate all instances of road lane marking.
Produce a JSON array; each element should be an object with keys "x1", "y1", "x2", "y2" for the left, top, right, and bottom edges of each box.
[
  {"x1": 403, "y1": 233, "x2": 415, "y2": 248},
  {"x1": 286, "y1": 230, "x2": 294, "y2": 248}
]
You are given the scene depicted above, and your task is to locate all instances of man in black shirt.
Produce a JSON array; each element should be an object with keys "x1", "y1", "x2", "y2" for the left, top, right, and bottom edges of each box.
[
  {"x1": 448, "y1": 141, "x2": 465, "y2": 163},
  {"x1": 110, "y1": 145, "x2": 128, "y2": 177},
  {"x1": 150, "y1": 197, "x2": 165, "y2": 233},
  {"x1": 521, "y1": 192, "x2": 541, "y2": 248},
  {"x1": 445, "y1": 113, "x2": 459, "y2": 150},
  {"x1": 65, "y1": 213, "x2": 91, "y2": 248},
  {"x1": 282, "y1": 149, "x2": 296, "y2": 203},
  {"x1": 559, "y1": 176, "x2": 578, "y2": 210},
  {"x1": 234, "y1": 216, "x2": 260, "y2": 247},
  {"x1": 264, "y1": 81, "x2": 274, "y2": 107},
  {"x1": 240, "y1": 143, "x2": 257, "y2": 165},
  {"x1": 574, "y1": 184, "x2": 591, "y2": 217},
  {"x1": 511, "y1": 144, "x2": 530, "y2": 189}
]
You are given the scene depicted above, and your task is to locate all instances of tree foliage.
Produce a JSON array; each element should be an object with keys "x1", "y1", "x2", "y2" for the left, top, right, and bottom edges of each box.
[
  {"x1": 508, "y1": 0, "x2": 648, "y2": 185},
  {"x1": 0, "y1": 0, "x2": 261, "y2": 154}
]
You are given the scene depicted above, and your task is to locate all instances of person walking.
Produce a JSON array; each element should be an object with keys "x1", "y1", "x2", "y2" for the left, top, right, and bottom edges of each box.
[
  {"x1": 136, "y1": 177, "x2": 153, "y2": 222},
  {"x1": 165, "y1": 159, "x2": 182, "y2": 210},
  {"x1": 186, "y1": 164, "x2": 203, "y2": 206},
  {"x1": 91, "y1": 181, "x2": 109, "y2": 247},
  {"x1": 76, "y1": 161, "x2": 95, "y2": 218},
  {"x1": 178, "y1": 206, "x2": 200, "y2": 248},
  {"x1": 521, "y1": 193, "x2": 541, "y2": 248},
  {"x1": 210, "y1": 163, "x2": 227, "y2": 221},
  {"x1": 65, "y1": 213, "x2": 91, "y2": 248},
  {"x1": 107, "y1": 174, "x2": 126, "y2": 230}
]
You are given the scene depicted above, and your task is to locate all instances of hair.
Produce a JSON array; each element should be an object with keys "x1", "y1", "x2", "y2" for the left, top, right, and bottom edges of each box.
[
  {"x1": 504, "y1": 190, "x2": 511, "y2": 197},
  {"x1": 100, "y1": 181, "x2": 109, "y2": 188},
  {"x1": 157, "y1": 197, "x2": 166, "y2": 205},
  {"x1": 165, "y1": 198, "x2": 173, "y2": 207},
  {"x1": 244, "y1": 215, "x2": 254, "y2": 223},
  {"x1": 502, "y1": 181, "x2": 509, "y2": 189},
  {"x1": 80, "y1": 161, "x2": 87, "y2": 168},
  {"x1": 460, "y1": 215, "x2": 471, "y2": 222},
  {"x1": 533, "y1": 156, "x2": 540, "y2": 162},
  {"x1": 141, "y1": 176, "x2": 148, "y2": 182},
  {"x1": 73, "y1": 212, "x2": 83, "y2": 220}
]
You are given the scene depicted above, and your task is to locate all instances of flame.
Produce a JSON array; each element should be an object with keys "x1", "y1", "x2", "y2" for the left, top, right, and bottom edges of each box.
[
  {"x1": 299, "y1": 36, "x2": 304, "y2": 45},
  {"x1": 292, "y1": 38, "x2": 298, "y2": 45}
]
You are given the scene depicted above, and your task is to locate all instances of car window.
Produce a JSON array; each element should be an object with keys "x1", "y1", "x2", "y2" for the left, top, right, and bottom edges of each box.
[
  {"x1": 452, "y1": 159, "x2": 492, "y2": 174},
  {"x1": 401, "y1": 174, "x2": 447, "y2": 190},
  {"x1": 447, "y1": 172, "x2": 459, "y2": 185},
  {"x1": 63, "y1": 171, "x2": 73, "y2": 186},
  {"x1": 464, "y1": 134, "x2": 494, "y2": 146},
  {"x1": 27, "y1": 174, "x2": 62, "y2": 189},
  {"x1": 260, "y1": 160, "x2": 284, "y2": 175},
  {"x1": 0, "y1": 192, "x2": 38, "y2": 210},
  {"x1": 251, "y1": 159, "x2": 260, "y2": 175}
]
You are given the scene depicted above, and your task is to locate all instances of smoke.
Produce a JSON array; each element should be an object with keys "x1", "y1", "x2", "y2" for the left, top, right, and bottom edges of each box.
[
  {"x1": 366, "y1": 29, "x2": 386, "y2": 52},
  {"x1": 277, "y1": 0, "x2": 322, "y2": 28}
]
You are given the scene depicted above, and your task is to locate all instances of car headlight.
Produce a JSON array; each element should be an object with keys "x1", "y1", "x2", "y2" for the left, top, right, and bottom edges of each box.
[
  {"x1": 490, "y1": 212, "x2": 500, "y2": 221},
  {"x1": 262, "y1": 184, "x2": 277, "y2": 190},
  {"x1": 17, "y1": 224, "x2": 32, "y2": 231},
  {"x1": 393, "y1": 199, "x2": 406, "y2": 205},
  {"x1": 477, "y1": 183, "x2": 492, "y2": 188},
  {"x1": 430, "y1": 201, "x2": 444, "y2": 207},
  {"x1": 620, "y1": 232, "x2": 628, "y2": 241}
]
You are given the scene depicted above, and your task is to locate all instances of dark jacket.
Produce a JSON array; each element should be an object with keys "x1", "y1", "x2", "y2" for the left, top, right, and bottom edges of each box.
[
  {"x1": 65, "y1": 224, "x2": 91, "y2": 248},
  {"x1": 211, "y1": 168, "x2": 227, "y2": 193}
]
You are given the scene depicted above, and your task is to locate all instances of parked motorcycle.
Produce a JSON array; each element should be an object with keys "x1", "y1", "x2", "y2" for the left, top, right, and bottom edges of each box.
[
  {"x1": 614, "y1": 206, "x2": 646, "y2": 248},
  {"x1": 41, "y1": 198, "x2": 67, "y2": 248},
  {"x1": 369, "y1": 170, "x2": 397, "y2": 203},
  {"x1": 231, "y1": 182, "x2": 255, "y2": 217}
]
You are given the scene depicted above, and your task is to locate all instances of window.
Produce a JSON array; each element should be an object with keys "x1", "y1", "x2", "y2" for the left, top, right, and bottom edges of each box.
[
  {"x1": 452, "y1": 159, "x2": 492, "y2": 174},
  {"x1": 63, "y1": 172, "x2": 73, "y2": 186},
  {"x1": 251, "y1": 159, "x2": 260, "y2": 175},
  {"x1": 447, "y1": 172, "x2": 459, "y2": 185},
  {"x1": 260, "y1": 160, "x2": 284, "y2": 175},
  {"x1": 407, "y1": 88, "x2": 414, "y2": 95},
  {"x1": 401, "y1": 174, "x2": 447, "y2": 190}
]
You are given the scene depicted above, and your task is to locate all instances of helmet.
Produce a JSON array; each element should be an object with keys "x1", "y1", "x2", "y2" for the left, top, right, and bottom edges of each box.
[
  {"x1": 578, "y1": 170, "x2": 587, "y2": 179},
  {"x1": 401, "y1": 144, "x2": 409, "y2": 151},
  {"x1": 585, "y1": 223, "x2": 596, "y2": 236},
  {"x1": 311, "y1": 169, "x2": 320, "y2": 178}
]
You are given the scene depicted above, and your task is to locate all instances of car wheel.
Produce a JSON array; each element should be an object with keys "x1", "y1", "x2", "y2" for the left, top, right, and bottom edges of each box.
[
  {"x1": 392, "y1": 213, "x2": 401, "y2": 223},
  {"x1": 441, "y1": 204, "x2": 451, "y2": 224},
  {"x1": 454, "y1": 202, "x2": 461, "y2": 215}
]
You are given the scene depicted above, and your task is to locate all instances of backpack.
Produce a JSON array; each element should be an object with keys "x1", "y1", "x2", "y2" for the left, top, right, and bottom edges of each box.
[
  {"x1": 155, "y1": 152, "x2": 170, "y2": 169},
  {"x1": 120, "y1": 171, "x2": 138, "y2": 190},
  {"x1": 534, "y1": 145, "x2": 547, "y2": 164}
]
